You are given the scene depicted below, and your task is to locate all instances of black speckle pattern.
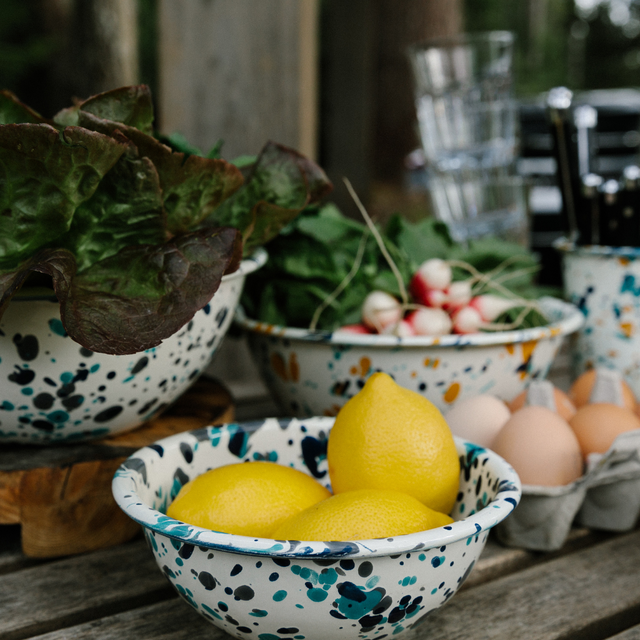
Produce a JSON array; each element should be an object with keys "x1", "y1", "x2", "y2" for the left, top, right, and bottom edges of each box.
[
  {"x1": 113, "y1": 415, "x2": 520, "y2": 640},
  {"x1": 0, "y1": 263, "x2": 253, "y2": 443}
]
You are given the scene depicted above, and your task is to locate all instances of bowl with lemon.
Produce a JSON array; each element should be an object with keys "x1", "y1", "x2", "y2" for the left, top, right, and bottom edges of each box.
[{"x1": 113, "y1": 373, "x2": 521, "y2": 640}]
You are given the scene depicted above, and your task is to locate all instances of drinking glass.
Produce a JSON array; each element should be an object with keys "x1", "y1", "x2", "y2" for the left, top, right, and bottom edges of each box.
[
  {"x1": 427, "y1": 172, "x2": 528, "y2": 244},
  {"x1": 408, "y1": 31, "x2": 517, "y2": 172}
]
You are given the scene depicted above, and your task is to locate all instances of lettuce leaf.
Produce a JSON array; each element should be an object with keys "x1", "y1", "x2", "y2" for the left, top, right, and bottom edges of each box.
[{"x1": 0, "y1": 85, "x2": 331, "y2": 354}]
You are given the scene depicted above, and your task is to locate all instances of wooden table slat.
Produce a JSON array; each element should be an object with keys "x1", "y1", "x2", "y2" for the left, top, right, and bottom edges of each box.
[
  {"x1": 608, "y1": 623, "x2": 640, "y2": 639},
  {"x1": 464, "y1": 527, "x2": 612, "y2": 590},
  {"x1": 19, "y1": 600, "x2": 220, "y2": 640},
  {"x1": 413, "y1": 529, "x2": 640, "y2": 640},
  {"x1": 4, "y1": 527, "x2": 640, "y2": 640},
  {"x1": 0, "y1": 540, "x2": 173, "y2": 640}
]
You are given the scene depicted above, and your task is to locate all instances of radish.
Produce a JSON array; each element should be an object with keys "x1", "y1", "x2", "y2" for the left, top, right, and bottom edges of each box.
[
  {"x1": 452, "y1": 306, "x2": 484, "y2": 334},
  {"x1": 409, "y1": 259, "x2": 452, "y2": 306},
  {"x1": 381, "y1": 319, "x2": 416, "y2": 337},
  {"x1": 335, "y1": 324, "x2": 372, "y2": 335},
  {"x1": 469, "y1": 294, "x2": 521, "y2": 322},
  {"x1": 410, "y1": 281, "x2": 448, "y2": 308},
  {"x1": 406, "y1": 307, "x2": 453, "y2": 336},
  {"x1": 361, "y1": 291, "x2": 402, "y2": 332},
  {"x1": 444, "y1": 280, "x2": 472, "y2": 313},
  {"x1": 416, "y1": 258, "x2": 452, "y2": 289}
]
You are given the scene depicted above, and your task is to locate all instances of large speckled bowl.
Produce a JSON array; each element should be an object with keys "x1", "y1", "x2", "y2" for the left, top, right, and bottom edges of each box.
[
  {"x1": 112, "y1": 417, "x2": 521, "y2": 640},
  {"x1": 558, "y1": 240, "x2": 640, "y2": 398},
  {"x1": 0, "y1": 250, "x2": 267, "y2": 444},
  {"x1": 235, "y1": 296, "x2": 583, "y2": 417}
]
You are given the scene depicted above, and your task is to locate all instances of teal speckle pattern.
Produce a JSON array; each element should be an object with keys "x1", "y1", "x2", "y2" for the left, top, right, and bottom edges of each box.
[
  {"x1": 113, "y1": 417, "x2": 521, "y2": 640},
  {"x1": 0, "y1": 255, "x2": 260, "y2": 443}
]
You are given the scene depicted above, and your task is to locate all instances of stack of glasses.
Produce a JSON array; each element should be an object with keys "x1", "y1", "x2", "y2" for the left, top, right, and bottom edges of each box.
[
  {"x1": 547, "y1": 86, "x2": 640, "y2": 248},
  {"x1": 408, "y1": 31, "x2": 527, "y2": 245}
]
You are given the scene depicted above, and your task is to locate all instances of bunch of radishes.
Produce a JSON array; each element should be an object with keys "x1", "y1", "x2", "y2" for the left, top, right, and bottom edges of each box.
[{"x1": 338, "y1": 258, "x2": 527, "y2": 337}]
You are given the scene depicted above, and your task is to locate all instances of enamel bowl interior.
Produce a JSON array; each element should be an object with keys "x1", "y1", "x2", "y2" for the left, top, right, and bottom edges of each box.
[
  {"x1": 112, "y1": 416, "x2": 521, "y2": 640},
  {"x1": 0, "y1": 250, "x2": 267, "y2": 444},
  {"x1": 235, "y1": 296, "x2": 584, "y2": 417}
]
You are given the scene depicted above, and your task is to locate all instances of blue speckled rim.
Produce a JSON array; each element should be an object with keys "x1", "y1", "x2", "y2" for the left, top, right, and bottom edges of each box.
[
  {"x1": 554, "y1": 237, "x2": 640, "y2": 259},
  {"x1": 112, "y1": 419, "x2": 522, "y2": 558},
  {"x1": 234, "y1": 295, "x2": 583, "y2": 348}
]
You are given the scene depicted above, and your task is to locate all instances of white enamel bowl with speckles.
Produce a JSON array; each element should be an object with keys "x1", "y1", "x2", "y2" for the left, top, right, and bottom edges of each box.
[
  {"x1": 235, "y1": 296, "x2": 583, "y2": 417},
  {"x1": 112, "y1": 416, "x2": 521, "y2": 640},
  {"x1": 0, "y1": 250, "x2": 267, "y2": 444},
  {"x1": 558, "y1": 241, "x2": 640, "y2": 398}
]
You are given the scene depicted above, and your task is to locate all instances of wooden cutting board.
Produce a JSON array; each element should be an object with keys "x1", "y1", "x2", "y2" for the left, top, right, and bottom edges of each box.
[{"x1": 0, "y1": 377, "x2": 234, "y2": 558}]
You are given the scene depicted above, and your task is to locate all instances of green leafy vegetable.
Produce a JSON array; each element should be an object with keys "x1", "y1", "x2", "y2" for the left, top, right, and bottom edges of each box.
[
  {"x1": 0, "y1": 85, "x2": 331, "y2": 354},
  {"x1": 241, "y1": 203, "x2": 553, "y2": 331}
]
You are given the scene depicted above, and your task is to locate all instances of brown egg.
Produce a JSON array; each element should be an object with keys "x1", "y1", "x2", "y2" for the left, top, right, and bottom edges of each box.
[
  {"x1": 491, "y1": 406, "x2": 584, "y2": 487},
  {"x1": 569, "y1": 403, "x2": 640, "y2": 457},
  {"x1": 508, "y1": 385, "x2": 577, "y2": 422},
  {"x1": 569, "y1": 369, "x2": 636, "y2": 411},
  {"x1": 444, "y1": 395, "x2": 511, "y2": 448}
]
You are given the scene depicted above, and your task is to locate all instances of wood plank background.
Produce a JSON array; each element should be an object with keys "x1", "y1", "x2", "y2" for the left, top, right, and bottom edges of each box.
[{"x1": 157, "y1": 0, "x2": 319, "y2": 161}]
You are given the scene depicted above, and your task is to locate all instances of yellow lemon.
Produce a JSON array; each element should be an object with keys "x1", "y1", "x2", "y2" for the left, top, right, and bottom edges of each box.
[
  {"x1": 273, "y1": 488, "x2": 454, "y2": 541},
  {"x1": 328, "y1": 372, "x2": 460, "y2": 514},
  {"x1": 166, "y1": 461, "x2": 331, "y2": 537}
]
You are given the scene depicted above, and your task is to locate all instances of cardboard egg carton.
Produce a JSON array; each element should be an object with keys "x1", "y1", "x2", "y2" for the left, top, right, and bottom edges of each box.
[{"x1": 495, "y1": 375, "x2": 640, "y2": 552}]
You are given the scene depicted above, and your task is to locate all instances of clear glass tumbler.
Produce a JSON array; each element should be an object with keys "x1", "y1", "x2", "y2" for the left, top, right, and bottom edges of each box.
[
  {"x1": 408, "y1": 31, "x2": 517, "y2": 173},
  {"x1": 427, "y1": 171, "x2": 528, "y2": 245}
]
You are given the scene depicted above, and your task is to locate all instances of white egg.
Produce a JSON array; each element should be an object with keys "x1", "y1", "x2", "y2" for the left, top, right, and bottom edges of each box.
[{"x1": 444, "y1": 395, "x2": 511, "y2": 448}]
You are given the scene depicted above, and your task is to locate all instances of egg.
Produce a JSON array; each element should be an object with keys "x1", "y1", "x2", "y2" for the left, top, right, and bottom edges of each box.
[
  {"x1": 569, "y1": 368, "x2": 636, "y2": 411},
  {"x1": 568, "y1": 402, "x2": 640, "y2": 457},
  {"x1": 444, "y1": 395, "x2": 511, "y2": 448},
  {"x1": 508, "y1": 381, "x2": 577, "y2": 422},
  {"x1": 491, "y1": 406, "x2": 584, "y2": 486}
]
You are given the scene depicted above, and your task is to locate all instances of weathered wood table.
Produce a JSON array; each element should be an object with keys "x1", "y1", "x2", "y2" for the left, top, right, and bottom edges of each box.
[
  {"x1": 2, "y1": 523, "x2": 640, "y2": 639},
  {"x1": 2, "y1": 366, "x2": 640, "y2": 639}
]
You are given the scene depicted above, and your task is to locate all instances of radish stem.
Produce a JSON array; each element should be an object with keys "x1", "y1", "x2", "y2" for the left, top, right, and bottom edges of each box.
[
  {"x1": 309, "y1": 225, "x2": 370, "y2": 331},
  {"x1": 344, "y1": 178, "x2": 408, "y2": 306}
]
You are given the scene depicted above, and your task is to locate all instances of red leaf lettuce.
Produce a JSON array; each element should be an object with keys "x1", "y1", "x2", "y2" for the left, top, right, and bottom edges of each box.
[{"x1": 0, "y1": 85, "x2": 332, "y2": 354}]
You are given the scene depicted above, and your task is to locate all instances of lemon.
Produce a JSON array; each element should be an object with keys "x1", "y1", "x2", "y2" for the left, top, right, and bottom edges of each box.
[
  {"x1": 166, "y1": 461, "x2": 331, "y2": 537},
  {"x1": 273, "y1": 488, "x2": 454, "y2": 541},
  {"x1": 328, "y1": 372, "x2": 460, "y2": 514}
]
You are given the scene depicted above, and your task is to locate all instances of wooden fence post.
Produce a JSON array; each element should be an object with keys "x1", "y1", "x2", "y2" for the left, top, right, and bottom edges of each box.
[{"x1": 157, "y1": 0, "x2": 319, "y2": 160}]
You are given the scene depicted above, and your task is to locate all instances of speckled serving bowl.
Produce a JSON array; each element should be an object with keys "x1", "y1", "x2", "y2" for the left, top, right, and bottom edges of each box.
[
  {"x1": 0, "y1": 249, "x2": 267, "y2": 444},
  {"x1": 235, "y1": 296, "x2": 583, "y2": 417},
  {"x1": 112, "y1": 416, "x2": 521, "y2": 640}
]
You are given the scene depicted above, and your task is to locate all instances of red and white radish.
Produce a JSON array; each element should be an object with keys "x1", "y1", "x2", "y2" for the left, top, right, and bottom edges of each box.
[
  {"x1": 444, "y1": 280, "x2": 472, "y2": 313},
  {"x1": 452, "y1": 306, "x2": 484, "y2": 334},
  {"x1": 469, "y1": 294, "x2": 520, "y2": 322},
  {"x1": 409, "y1": 258, "x2": 452, "y2": 306},
  {"x1": 381, "y1": 318, "x2": 416, "y2": 338},
  {"x1": 413, "y1": 285, "x2": 448, "y2": 308},
  {"x1": 335, "y1": 324, "x2": 372, "y2": 335},
  {"x1": 406, "y1": 307, "x2": 453, "y2": 336},
  {"x1": 361, "y1": 291, "x2": 402, "y2": 332}
]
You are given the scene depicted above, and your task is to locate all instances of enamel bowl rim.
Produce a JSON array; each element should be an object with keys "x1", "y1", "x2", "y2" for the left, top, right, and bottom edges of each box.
[
  {"x1": 555, "y1": 237, "x2": 640, "y2": 258},
  {"x1": 112, "y1": 417, "x2": 522, "y2": 558},
  {"x1": 234, "y1": 295, "x2": 583, "y2": 348}
]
